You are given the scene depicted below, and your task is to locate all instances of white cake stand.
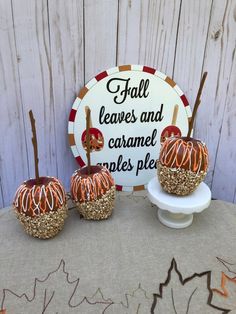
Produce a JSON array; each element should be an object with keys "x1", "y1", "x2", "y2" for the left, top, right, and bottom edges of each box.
[{"x1": 147, "y1": 177, "x2": 211, "y2": 229}]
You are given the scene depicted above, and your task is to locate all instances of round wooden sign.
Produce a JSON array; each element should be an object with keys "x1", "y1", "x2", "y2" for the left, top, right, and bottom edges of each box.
[{"x1": 68, "y1": 65, "x2": 191, "y2": 191}]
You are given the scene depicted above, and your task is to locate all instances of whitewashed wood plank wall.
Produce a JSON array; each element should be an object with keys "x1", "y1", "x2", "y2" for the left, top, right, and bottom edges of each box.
[{"x1": 0, "y1": 0, "x2": 235, "y2": 207}]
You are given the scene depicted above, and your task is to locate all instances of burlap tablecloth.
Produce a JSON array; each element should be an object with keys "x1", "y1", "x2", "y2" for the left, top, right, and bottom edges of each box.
[{"x1": 0, "y1": 192, "x2": 236, "y2": 313}]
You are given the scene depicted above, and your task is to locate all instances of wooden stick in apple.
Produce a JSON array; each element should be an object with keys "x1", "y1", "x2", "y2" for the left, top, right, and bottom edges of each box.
[
  {"x1": 86, "y1": 107, "x2": 91, "y2": 175},
  {"x1": 29, "y1": 110, "x2": 40, "y2": 184},
  {"x1": 187, "y1": 72, "x2": 208, "y2": 138}
]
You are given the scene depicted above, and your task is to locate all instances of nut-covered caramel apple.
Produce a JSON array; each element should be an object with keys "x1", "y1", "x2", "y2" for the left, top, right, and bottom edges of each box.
[
  {"x1": 71, "y1": 107, "x2": 115, "y2": 219},
  {"x1": 157, "y1": 72, "x2": 209, "y2": 196},
  {"x1": 157, "y1": 137, "x2": 208, "y2": 195},
  {"x1": 71, "y1": 165, "x2": 115, "y2": 220},
  {"x1": 13, "y1": 176, "x2": 67, "y2": 238},
  {"x1": 13, "y1": 110, "x2": 68, "y2": 239}
]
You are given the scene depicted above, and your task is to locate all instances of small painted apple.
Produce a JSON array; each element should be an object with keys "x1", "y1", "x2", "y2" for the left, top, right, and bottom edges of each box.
[
  {"x1": 160, "y1": 125, "x2": 181, "y2": 143},
  {"x1": 81, "y1": 127, "x2": 104, "y2": 152}
]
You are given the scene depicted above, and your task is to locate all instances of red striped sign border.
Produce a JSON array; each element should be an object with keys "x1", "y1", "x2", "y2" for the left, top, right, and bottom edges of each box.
[{"x1": 68, "y1": 65, "x2": 191, "y2": 192}]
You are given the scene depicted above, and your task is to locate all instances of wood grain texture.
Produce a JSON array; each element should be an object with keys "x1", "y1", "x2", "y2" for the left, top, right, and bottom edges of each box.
[
  {"x1": 0, "y1": 0, "x2": 29, "y2": 207},
  {"x1": 173, "y1": 0, "x2": 213, "y2": 186},
  {"x1": 173, "y1": 0, "x2": 212, "y2": 109},
  {"x1": 0, "y1": 177, "x2": 3, "y2": 208},
  {"x1": 48, "y1": 0, "x2": 84, "y2": 191},
  {"x1": 11, "y1": 0, "x2": 57, "y2": 179},
  {"x1": 84, "y1": 0, "x2": 118, "y2": 81},
  {"x1": 117, "y1": 0, "x2": 181, "y2": 75},
  {"x1": 211, "y1": 0, "x2": 236, "y2": 202},
  {"x1": 212, "y1": 56, "x2": 236, "y2": 202},
  {"x1": 194, "y1": 0, "x2": 236, "y2": 191}
]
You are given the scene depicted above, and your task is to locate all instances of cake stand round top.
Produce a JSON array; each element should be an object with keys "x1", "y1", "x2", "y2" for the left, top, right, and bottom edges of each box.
[{"x1": 147, "y1": 177, "x2": 211, "y2": 215}]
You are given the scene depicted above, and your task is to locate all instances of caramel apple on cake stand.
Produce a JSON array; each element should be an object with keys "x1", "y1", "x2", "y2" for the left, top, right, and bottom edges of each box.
[
  {"x1": 13, "y1": 111, "x2": 68, "y2": 239},
  {"x1": 148, "y1": 72, "x2": 211, "y2": 229},
  {"x1": 71, "y1": 107, "x2": 115, "y2": 220}
]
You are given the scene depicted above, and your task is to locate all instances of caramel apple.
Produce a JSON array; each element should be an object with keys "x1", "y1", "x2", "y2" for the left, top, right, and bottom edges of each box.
[
  {"x1": 71, "y1": 107, "x2": 115, "y2": 219},
  {"x1": 13, "y1": 110, "x2": 68, "y2": 239},
  {"x1": 157, "y1": 137, "x2": 208, "y2": 195},
  {"x1": 13, "y1": 176, "x2": 67, "y2": 238},
  {"x1": 71, "y1": 165, "x2": 115, "y2": 219},
  {"x1": 157, "y1": 72, "x2": 209, "y2": 195}
]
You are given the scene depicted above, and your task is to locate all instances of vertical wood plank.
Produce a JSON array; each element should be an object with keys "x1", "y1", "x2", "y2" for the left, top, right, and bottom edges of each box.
[
  {"x1": 173, "y1": 0, "x2": 212, "y2": 107},
  {"x1": 173, "y1": 0, "x2": 213, "y2": 185},
  {"x1": 194, "y1": 0, "x2": 236, "y2": 194},
  {"x1": 48, "y1": 0, "x2": 84, "y2": 191},
  {"x1": 0, "y1": 180, "x2": 4, "y2": 208},
  {"x1": 212, "y1": 58, "x2": 235, "y2": 202},
  {"x1": 0, "y1": 0, "x2": 29, "y2": 207},
  {"x1": 84, "y1": 0, "x2": 118, "y2": 81},
  {"x1": 11, "y1": 0, "x2": 57, "y2": 179},
  {"x1": 117, "y1": 0, "x2": 181, "y2": 75},
  {"x1": 117, "y1": 0, "x2": 145, "y2": 64},
  {"x1": 211, "y1": 0, "x2": 236, "y2": 202}
]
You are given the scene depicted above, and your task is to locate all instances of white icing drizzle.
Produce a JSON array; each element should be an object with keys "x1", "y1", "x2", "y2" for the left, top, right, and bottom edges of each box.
[
  {"x1": 160, "y1": 138, "x2": 208, "y2": 175},
  {"x1": 71, "y1": 167, "x2": 114, "y2": 202},
  {"x1": 13, "y1": 177, "x2": 66, "y2": 217}
]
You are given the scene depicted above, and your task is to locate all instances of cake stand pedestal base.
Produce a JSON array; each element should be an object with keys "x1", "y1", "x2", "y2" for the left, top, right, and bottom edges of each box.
[
  {"x1": 147, "y1": 177, "x2": 211, "y2": 229},
  {"x1": 157, "y1": 210, "x2": 193, "y2": 229}
]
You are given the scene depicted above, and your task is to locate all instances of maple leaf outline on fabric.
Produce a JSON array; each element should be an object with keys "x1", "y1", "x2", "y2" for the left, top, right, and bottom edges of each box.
[
  {"x1": 1, "y1": 257, "x2": 233, "y2": 314},
  {"x1": 151, "y1": 258, "x2": 229, "y2": 314},
  {"x1": 217, "y1": 257, "x2": 236, "y2": 278},
  {"x1": 212, "y1": 272, "x2": 236, "y2": 312},
  {"x1": 120, "y1": 283, "x2": 152, "y2": 313},
  {"x1": 69, "y1": 287, "x2": 114, "y2": 313},
  {"x1": 105, "y1": 283, "x2": 153, "y2": 314},
  {"x1": 1, "y1": 259, "x2": 114, "y2": 314},
  {"x1": 1, "y1": 259, "x2": 80, "y2": 313}
]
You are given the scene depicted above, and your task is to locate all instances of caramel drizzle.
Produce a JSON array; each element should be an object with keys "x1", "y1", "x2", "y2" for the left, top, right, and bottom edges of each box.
[
  {"x1": 160, "y1": 138, "x2": 208, "y2": 174},
  {"x1": 13, "y1": 179, "x2": 66, "y2": 217},
  {"x1": 71, "y1": 167, "x2": 114, "y2": 202}
]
